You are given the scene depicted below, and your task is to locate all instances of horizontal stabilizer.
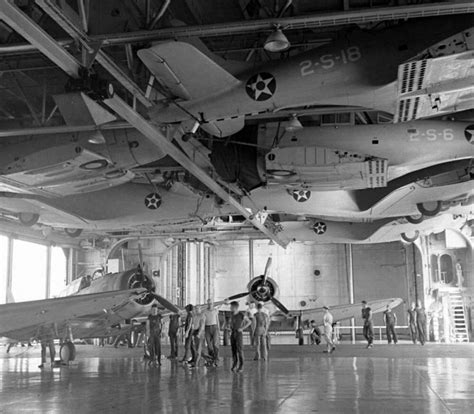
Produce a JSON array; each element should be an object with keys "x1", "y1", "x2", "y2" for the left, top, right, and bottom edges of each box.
[
  {"x1": 54, "y1": 92, "x2": 116, "y2": 126},
  {"x1": 137, "y1": 41, "x2": 241, "y2": 101}
]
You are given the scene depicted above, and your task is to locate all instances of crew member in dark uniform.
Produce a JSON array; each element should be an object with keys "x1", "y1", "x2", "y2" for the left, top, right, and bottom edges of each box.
[
  {"x1": 229, "y1": 301, "x2": 251, "y2": 372},
  {"x1": 361, "y1": 300, "x2": 374, "y2": 348},
  {"x1": 407, "y1": 302, "x2": 418, "y2": 344},
  {"x1": 36, "y1": 324, "x2": 57, "y2": 368},
  {"x1": 415, "y1": 301, "x2": 427, "y2": 345},
  {"x1": 309, "y1": 320, "x2": 322, "y2": 345},
  {"x1": 168, "y1": 313, "x2": 180, "y2": 360},
  {"x1": 146, "y1": 304, "x2": 162, "y2": 365},
  {"x1": 383, "y1": 305, "x2": 398, "y2": 344},
  {"x1": 180, "y1": 304, "x2": 193, "y2": 363}
]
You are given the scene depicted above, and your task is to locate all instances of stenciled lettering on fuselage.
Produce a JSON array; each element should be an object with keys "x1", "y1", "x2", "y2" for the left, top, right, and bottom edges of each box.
[
  {"x1": 408, "y1": 128, "x2": 455, "y2": 141},
  {"x1": 299, "y1": 46, "x2": 362, "y2": 76}
]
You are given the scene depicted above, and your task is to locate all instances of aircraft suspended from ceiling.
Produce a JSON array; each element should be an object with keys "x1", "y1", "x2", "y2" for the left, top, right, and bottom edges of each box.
[{"x1": 137, "y1": 16, "x2": 474, "y2": 137}]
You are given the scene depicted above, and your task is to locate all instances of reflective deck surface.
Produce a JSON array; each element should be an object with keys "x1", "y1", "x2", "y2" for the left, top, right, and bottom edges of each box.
[{"x1": 1, "y1": 344, "x2": 473, "y2": 414}]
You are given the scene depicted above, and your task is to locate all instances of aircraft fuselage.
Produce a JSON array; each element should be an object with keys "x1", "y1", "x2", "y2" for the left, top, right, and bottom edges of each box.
[{"x1": 152, "y1": 17, "x2": 472, "y2": 134}]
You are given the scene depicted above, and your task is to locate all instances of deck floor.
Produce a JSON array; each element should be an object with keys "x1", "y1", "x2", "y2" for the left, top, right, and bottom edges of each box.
[{"x1": 1, "y1": 343, "x2": 473, "y2": 414}]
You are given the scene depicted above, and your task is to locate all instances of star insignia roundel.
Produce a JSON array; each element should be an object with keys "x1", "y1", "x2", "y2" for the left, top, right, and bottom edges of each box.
[
  {"x1": 465, "y1": 124, "x2": 474, "y2": 144},
  {"x1": 292, "y1": 190, "x2": 311, "y2": 203},
  {"x1": 313, "y1": 221, "x2": 327, "y2": 235},
  {"x1": 246, "y1": 72, "x2": 276, "y2": 101},
  {"x1": 144, "y1": 192, "x2": 162, "y2": 210}
]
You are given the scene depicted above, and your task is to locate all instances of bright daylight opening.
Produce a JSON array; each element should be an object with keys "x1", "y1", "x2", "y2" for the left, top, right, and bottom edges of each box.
[{"x1": 3, "y1": 239, "x2": 68, "y2": 303}]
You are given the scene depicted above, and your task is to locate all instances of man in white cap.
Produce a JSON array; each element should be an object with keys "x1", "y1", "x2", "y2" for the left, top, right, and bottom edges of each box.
[{"x1": 323, "y1": 306, "x2": 336, "y2": 353}]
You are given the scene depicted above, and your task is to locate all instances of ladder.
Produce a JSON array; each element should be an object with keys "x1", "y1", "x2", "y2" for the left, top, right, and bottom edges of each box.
[{"x1": 448, "y1": 291, "x2": 469, "y2": 343}]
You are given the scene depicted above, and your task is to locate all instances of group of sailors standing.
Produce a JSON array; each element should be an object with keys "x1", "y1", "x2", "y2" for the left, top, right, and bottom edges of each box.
[{"x1": 146, "y1": 299, "x2": 271, "y2": 372}]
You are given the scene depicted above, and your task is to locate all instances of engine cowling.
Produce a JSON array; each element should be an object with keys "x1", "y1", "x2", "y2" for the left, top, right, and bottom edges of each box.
[
  {"x1": 127, "y1": 268, "x2": 156, "y2": 305},
  {"x1": 247, "y1": 276, "x2": 279, "y2": 303}
]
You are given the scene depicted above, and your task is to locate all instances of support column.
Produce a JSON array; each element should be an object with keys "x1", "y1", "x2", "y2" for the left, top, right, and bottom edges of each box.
[
  {"x1": 346, "y1": 244, "x2": 356, "y2": 344},
  {"x1": 6, "y1": 236, "x2": 13, "y2": 304},
  {"x1": 412, "y1": 243, "x2": 419, "y2": 305},
  {"x1": 45, "y1": 244, "x2": 52, "y2": 298},
  {"x1": 249, "y1": 239, "x2": 254, "y2": 281},
  {"x1": 67, "y1": 248, "x2": 74, "y2": 284}
]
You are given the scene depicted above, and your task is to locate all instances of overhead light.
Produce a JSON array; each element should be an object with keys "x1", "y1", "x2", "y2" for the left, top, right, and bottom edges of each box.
[
  {"x1": 285, "y1": 115, "x2": 303, "y2": 132},
  {"x1": 264, "y1": 28, "x2": 290, "y2": 52},
  {"x1": 88, "y1": 131, "x2": 106, "y2": 144}
]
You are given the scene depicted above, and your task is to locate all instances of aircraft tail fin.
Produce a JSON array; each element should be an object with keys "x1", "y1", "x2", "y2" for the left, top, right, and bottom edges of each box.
[
  {"x1": 184, "y1": 37, "x2": 252, "y2": 76},
  {"x1": 137, "y1": 41, "x2": 242, "y2": 102}
]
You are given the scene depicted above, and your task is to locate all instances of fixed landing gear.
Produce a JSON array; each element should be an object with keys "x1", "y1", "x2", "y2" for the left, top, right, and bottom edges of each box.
[
  {"x1": 59, "y1": 342, "x2": 76, "y2": 364},
  {"x1": 405, "y1": 213, "x2": 424, "y2": 224},
  {"x1": 18, "y1": 212, "x2": 39, "y2": 226},
  {"x1": 416, "y1": 201, "x2": 441, "y2": 217},
  {"x1": 405, "y1": 200, "x2": 443, "y2": 224},
  {"x1": 401, "y1": 230, "x2": 420, "y2": 243},
  {"x1": 64, "y1": 228, "x2": 83, "y2": 238}
]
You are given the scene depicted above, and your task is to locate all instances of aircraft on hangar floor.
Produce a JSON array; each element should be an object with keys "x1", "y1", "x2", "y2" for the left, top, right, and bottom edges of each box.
[
  {"x1": 0, "y1": 266, "x2": 177, "y2": 362},
  {"x1": 0, "y1": 259, "x2": 402, "y2": 363},
  {"x1": 138, "y1": 16, "x2": 474, "y2": 137}
]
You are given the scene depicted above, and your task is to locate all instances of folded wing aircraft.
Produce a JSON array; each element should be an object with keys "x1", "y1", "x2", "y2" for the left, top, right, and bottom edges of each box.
[
  {"x1": 0, "y1": 266, "x2": 181, "y2": 363},
  {"x1": 222, "y1": 258, "x2": 403, "y2": 334}
]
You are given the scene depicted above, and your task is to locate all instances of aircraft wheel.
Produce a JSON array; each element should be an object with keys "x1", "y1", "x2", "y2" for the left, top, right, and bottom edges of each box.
[
  {"x1": 405, "y1": 213, "x2": 424, "y2": 224},
  {"x1": 401, "y1": 231, "x2": 420, "y2": 243},
  {"x1": 417, "y1": 201, "x2": 441, "y2": 217},
  {"x1": 65, "y1": 228, "x2": 83, "y2": 238},
  {"x1": 60, "y1": 342, "x2": 76, "y2": 363},
  {"x1": 18, "y1": 212, "x2": 39, "y2": 227}
]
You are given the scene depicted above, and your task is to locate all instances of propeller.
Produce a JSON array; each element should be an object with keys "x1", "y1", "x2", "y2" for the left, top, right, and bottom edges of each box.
[
  {"x1": 138, "y1": 243, "x2": 145, "y2": 271},
  {"x1": 270, "y1": 297, "x2": 289, "y2": 315},
  {"x1": 262, "y1": 257, "x2": 272, "y2": 285},
  {"x1": 148, "y1": 293, "x2": 181, "y2": 314},
  {"x1": 226, "y1": 256, "x2": 291, "y2": 316}
]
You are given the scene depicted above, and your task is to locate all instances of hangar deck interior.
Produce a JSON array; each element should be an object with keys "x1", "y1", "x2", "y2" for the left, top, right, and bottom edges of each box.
[
  {"x1": 2, "y1": 344, "x2": 474, "y2": 414},
  {"x1": 0, "y1": 1, "x2": 473, "y2": 413}
]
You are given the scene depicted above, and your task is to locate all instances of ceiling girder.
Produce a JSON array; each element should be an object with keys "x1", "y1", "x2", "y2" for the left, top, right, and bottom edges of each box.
[
  {"x1": 0, "y1": 2, "x2": 472, "y2": 56},
  {"x1": 0, "y1": 0, "x2": 81, "y2": 77},
  {"x1": 35, "y1": 0, "x2": 151, "y2": 108}
]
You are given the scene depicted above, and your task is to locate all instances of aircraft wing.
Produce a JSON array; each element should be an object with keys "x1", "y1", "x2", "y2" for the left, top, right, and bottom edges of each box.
[
  {"x1": 394, "y1": 51, "x2": 474, "y2": 122},
  {"x1": 137, "y1": 41, "x2": 241, "y2": 101},
  {"x1": 285, "y1": 298, "x2": 403, "y2": 326},
  {"x1": 0, "y1": 289, "x2": 147, "y2": 342}
]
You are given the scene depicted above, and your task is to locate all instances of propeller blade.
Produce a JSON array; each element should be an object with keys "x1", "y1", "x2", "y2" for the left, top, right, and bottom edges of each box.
[
  {"x1": 138, "y1": 243, "x2": 144, "y2": 269},
  {"x1": 227, "y1": 291, "x2": 250, "y2": 300},
  {"x1": 151, "y1": 293, "x2": 181, "y2": 314},
  {"x1": 271, "y1": 297, "x2": 290, "y2": 315},
  {"x1": 262, "y1": 257, "x2": 272, "y2": 285}
]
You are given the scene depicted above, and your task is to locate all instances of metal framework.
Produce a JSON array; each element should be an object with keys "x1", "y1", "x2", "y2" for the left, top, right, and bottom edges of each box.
[
  {"x1": 34, "y1": 0, "x2": 151, "y2": 107},
  {"x1": 0, "y1": 0, "x2": 81, "y2": 77},
  {"x1": 102, "y1": 90, "x2": 289, "y2": 248},
  {"x1": 0, "y1": 2, "x2": 472, "y2": 55}
]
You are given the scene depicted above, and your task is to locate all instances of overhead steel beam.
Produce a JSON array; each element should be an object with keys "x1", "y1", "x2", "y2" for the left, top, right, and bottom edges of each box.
[
  {"x1": 0, "y1": 105, "x2": 369, "y2": 138},
  {"x1": 0, "y1": 0, "x2": 81, "y2": 77},
  {"x1": 35, "y1": 0, "x2": 151, "y2": 107},
  {"x1": 0, "y1": 2, "x2": 472, "y2": 55},
  {"x1": 102, "y1": 88, "x2": 289, "y2": 248}
]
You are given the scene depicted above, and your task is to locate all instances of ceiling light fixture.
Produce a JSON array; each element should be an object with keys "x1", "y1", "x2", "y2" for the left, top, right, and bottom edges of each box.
[
  {"x1": 285, "y1": 114, "x2": 303, "y2": 132},
  {"x1": 264, "y1": 27, "x2": 290, "y2": 52}
]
